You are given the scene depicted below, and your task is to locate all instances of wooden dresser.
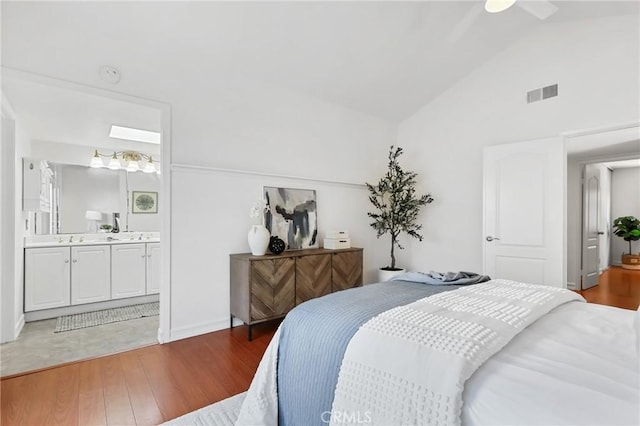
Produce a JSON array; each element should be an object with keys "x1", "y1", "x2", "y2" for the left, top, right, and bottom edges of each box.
[{"x1": 230, "y1": 247, "x2": 363, "y2": 340}]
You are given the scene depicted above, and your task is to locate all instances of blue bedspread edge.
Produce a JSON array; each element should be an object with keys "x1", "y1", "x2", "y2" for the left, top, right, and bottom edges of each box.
[{"x1": 276, "y1": 280, "x2": 464, "y2": 426}]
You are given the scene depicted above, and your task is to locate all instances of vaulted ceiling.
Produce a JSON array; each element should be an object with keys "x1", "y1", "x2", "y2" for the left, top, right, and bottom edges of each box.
[{"x1": 2, "y1": 1, "x2": 638, "y2": 125}]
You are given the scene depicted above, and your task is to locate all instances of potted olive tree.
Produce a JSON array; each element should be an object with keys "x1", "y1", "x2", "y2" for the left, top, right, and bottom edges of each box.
[
  {"x1": 366, "y1": 146, "x2": 434, "y2": 281},
  {"x1": 613, "y1": 216, "x2": 640, "y2": 270}
]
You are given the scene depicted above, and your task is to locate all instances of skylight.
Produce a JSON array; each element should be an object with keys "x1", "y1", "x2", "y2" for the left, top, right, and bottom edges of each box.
[{"x1": 109, "y1": 125, "x2": 161, "y2": 144}]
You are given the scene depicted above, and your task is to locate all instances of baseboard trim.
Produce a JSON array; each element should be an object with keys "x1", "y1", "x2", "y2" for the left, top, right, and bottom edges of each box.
[
  {"x1": 566, "y1": 282, "x2": 577, "y2": 290},
  {"x1": 169, "y1": 317, "x2": 230, "y2": 342}
]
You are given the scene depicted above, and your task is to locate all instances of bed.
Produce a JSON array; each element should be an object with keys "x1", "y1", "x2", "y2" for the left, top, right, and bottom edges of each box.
[{"x1": 234, "y1": 278, "x2": 639, "y2": 426}]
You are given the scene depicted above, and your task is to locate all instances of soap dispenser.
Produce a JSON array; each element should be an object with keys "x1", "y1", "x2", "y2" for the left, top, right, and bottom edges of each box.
[{"x1": 112, "y1": 212, "x2": 120, "y2": 233}]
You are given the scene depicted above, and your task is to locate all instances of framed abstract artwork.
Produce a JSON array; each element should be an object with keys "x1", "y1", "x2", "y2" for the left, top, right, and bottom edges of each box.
[
  {"x1": 264, "y1": 186, "x2": 318, "y2": 250},
  {"x1": 132, "y1": 191, "x2": 158, "y2": 214}
]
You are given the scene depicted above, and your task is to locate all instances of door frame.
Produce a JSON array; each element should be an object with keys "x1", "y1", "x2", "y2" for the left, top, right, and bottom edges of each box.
[
  {"x1": 1, "y1": 68, "x2": 173, "y2": 344},
  {"x1": 563, "y1": 123, "x2": 640, "y2": 290},
  {"x1": 0, "y1": 94, "x2": 22, "y2": 343}
]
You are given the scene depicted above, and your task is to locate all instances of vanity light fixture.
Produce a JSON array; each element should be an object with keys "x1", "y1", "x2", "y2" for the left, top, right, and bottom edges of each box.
[
  {"x1": 90, "y1": 149, "x2": 159, "y2": 174},
  {"x1": 484, "y1": 0, "x2": 517, "y2": 13}
]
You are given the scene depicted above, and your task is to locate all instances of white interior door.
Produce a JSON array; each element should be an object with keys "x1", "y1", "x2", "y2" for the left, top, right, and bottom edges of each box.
[
  {"x1": 581, "y1": 164, "x2": 600, "y2": 290},
  {"x1": 483, "y1": 138, "x2": 564, "y2": 287}
]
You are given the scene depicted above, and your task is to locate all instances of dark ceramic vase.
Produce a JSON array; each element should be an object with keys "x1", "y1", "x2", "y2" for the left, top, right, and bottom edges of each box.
[{"x1": 268, "y1": 236, "x2": 286, "y2": 255}]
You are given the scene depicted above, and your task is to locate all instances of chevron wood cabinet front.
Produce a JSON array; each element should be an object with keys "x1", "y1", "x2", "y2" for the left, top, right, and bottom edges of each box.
[
  {"x1": 332, "y1": 250, "x2": 363, "y2": 292},
  {"x1": 296, "y1": 254, "x2": 332, "y2": 305},
  {"x1": 230, "y1": 248, "x2": 363, "y2": 340},
  {"x1": 250, "y1": 257, "x2": 295, "y2": 321}
]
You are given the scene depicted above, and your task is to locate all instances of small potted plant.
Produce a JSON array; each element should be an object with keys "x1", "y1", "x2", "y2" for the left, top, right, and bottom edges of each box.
[
  {"x1": 98, "y1": 224, "x2": 112, "y2": 233},
  {"x1": 613, "y1": 216, "x2": 640, "y2": 270},
  {"x1": 366, "y1": 146, "x2": 434, "y2": 281}
]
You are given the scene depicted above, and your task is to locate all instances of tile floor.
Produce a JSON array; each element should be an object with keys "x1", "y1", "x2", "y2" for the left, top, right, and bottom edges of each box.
[{"x1": 0, "y1": 315, "x2": 158, "y2": 377}]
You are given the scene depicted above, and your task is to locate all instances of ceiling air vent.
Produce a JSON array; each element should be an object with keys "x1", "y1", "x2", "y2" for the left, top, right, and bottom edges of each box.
[{"x1": 527, "y1": 84, "x2": 558, "y2": 104}]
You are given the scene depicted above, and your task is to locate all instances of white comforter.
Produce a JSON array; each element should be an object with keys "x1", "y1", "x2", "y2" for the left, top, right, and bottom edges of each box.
[
  {"x1": 238, "y1": 282, "x2": 639, "y2": 425},
  {"x1": 329, "y1": 280, "x2": 584, "y2": 425},
  {"x1": 462, "y1": 301, "x2": 639, "y2": 425}
]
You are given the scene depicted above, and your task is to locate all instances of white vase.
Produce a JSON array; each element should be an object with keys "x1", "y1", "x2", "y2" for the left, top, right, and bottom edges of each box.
[
  {"x1": 378, "y1": 268, "x2": 406, "y2": 282},
  {"x1": 248, "y1": 225, "x2": 270, "y2": 256}
]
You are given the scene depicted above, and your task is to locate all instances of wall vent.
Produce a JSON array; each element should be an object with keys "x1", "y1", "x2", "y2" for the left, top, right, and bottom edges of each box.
[{"x1": 527, "y1": 84, "x2": 558, "y2": 104}]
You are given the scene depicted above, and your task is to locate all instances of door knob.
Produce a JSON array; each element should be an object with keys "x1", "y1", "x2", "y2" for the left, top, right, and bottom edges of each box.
[
  {"x1": 486, "y1": 236, "x2": 501, "y2": 242},
  {"x1": 597, "y1": 231, "x2": 604, "y2": 235}
]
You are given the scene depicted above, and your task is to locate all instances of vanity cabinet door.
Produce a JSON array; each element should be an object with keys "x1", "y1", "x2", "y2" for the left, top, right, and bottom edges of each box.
[
  {"x1": 25, "y1": 247, "x2": 71, "y2": 311},
  {"x1": 111, "y1": 243, "x2": 146, "y2": 299},
  {"x1": 146, "y1": 242, "x2": 161, "y2": 294},
  {"x1": 71, "y1": 245, "x2": 110, "y2": 305}
]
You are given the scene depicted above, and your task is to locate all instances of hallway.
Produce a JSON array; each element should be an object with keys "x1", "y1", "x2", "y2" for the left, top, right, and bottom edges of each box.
[{"x1": 577, "y1": 266, "x2": 640, "y2": 310}]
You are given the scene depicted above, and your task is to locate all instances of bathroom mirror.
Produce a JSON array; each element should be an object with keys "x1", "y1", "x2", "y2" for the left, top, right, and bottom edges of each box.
[{"x1": 28, "y1": 160, "x2": 161, "y2": 234}]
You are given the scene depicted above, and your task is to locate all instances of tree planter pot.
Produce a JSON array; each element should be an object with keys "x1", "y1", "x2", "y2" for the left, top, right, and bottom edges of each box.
[
  {"x1": 378, "y1": 268, "x2": 405, "y2": 282},
  {"x1": 621, "y1": 254, "x2": 640, "y2": 270}
]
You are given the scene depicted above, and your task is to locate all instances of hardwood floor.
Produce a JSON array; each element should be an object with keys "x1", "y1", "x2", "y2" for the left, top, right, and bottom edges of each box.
[
  {"x1": 2, "y1": 269, "x2": 638, "y2": 426},
  {"x1": 1, "y1": 321, "x2": 277, "y2": 426},
  {"x1": 577, "y1": 266, "x2": 640, "y2": 310}
]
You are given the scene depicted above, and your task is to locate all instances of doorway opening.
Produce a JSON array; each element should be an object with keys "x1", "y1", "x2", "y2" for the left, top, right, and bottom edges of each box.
[
  {"x1": 0, "y1": 70, "x2": 171, "y2": 377},
  {"x1": 565, "y1": 124, "x2": 640, "y2": 292}
]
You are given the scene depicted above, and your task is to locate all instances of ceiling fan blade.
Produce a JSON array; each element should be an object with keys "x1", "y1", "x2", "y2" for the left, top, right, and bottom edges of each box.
[
  {"x1": 517, "y1": 0, "x2": 559, "y2": 20},
  {"x1": 447, "y1": 2, "x2": 484, "y2": 45}
]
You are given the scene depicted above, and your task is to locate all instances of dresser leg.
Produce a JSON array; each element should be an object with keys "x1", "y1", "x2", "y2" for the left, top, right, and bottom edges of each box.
[{"x1": 248, "y1": 324, "x2": 252, "y2": 341}]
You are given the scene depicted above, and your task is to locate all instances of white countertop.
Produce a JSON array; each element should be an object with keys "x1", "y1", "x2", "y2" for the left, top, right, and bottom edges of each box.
[{"x1": 24, "y1": 232, "x2": 160, "y2": 248}]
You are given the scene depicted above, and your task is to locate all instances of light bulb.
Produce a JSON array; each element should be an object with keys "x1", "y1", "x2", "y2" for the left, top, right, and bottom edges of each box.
[
  {"x1": 89, "y1": 150, "x2": 104, "y2": 168},
  {"x1": 126, "y1": 160, "x2": 139, "y2": 172},
  {"x1": 108, "y1": 153, "x2": 121, "y2": 170},
  {"x1": 143, "y1": 158, "x2": 156, "y2": 174}
]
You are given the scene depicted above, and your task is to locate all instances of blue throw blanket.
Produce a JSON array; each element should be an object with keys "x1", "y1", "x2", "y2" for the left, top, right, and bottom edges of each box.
[{"x1": 276, "y1": 281, "x2": 465, "y2": 426}]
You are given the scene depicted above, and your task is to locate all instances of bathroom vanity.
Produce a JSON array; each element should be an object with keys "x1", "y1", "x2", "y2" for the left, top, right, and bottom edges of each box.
[{"x1": 24, "y1": 232, "x2": 161, "y2": 321}]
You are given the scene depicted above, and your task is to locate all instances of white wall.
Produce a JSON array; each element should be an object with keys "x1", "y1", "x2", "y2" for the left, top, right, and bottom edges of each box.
[
  {"x1": 611, "y1": 167, "x2": 640, "y2": 263},
  {"x1": 397, "y1": 15, "x2": 640, "y2": 279},
  {"x1": 171, "y1": 168, "x2": 390, "y2": 339},
  {"x1": 1, "y1": 95, "x2": 30, "y2": 342},
  {"x1": 164, "y1": 80, "x2": 395, "y2": 340}
]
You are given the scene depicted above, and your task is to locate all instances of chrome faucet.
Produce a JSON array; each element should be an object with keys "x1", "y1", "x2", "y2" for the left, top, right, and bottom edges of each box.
[{"x1": 138, "y1": 233, "x2": 143, "y2": 240}]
